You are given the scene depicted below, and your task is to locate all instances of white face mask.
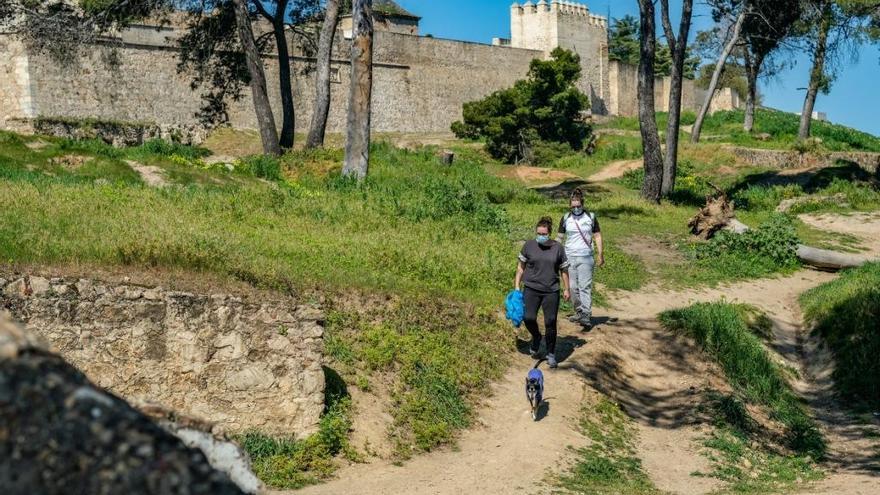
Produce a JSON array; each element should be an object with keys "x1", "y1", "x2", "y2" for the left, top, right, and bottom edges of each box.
[{"x1": 571, "y1": 207, "x2": 584, "y2": 216}]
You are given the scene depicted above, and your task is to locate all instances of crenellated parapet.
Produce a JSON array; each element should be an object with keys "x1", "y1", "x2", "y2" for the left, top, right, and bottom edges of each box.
[{"x1": 511, "y1": 1, "x2": 607, "y2": 26}]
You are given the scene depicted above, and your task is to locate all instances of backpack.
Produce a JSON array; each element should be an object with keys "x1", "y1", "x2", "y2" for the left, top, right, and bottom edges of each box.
[{"x1": 505, "y1": 289, "x2": 524, "y2": 328}]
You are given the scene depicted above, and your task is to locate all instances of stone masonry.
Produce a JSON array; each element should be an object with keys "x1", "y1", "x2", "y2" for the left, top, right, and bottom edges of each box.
[
  {"x1": 0, "y1": 1, "x2": 741, "y2": 142},
  {"x1": 0, "y1": 274, "x2": 325, "y2": 438}
]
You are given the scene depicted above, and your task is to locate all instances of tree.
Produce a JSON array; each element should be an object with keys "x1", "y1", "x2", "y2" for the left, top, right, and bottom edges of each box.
[
  {"x1": 342, "y1": 0, "x2": 374, "y2": 180},
  {"x1": 177, "y1": 0, "x2": 320, "y2": 153},
  {"x1": 232, "y1": 0, "x2": 282, "y2": 156},
  {"x1": 609, "y1": 14, "x2": 699, "y2": 79},
  {"x1": 797, "y1": 0, "x2": 872, "y2": 139},
  {"x1": 739, "y1": 0, "x2": 802, "y2": 132},
  {"x1": 306, "y1": 0, "x2": 342, "y2": 149},
  {"x1": 691, "y1": 2, "x2": 747, "y2": 143},
  {"x1": 609, "y1": 15, "x2": 641, "y2": 66},
  {"x1": 637, "y1": 0, "x2": 664, "y2": 203},
  {"x1": 451, "y1": 48, "x2": 591, "y2": 164},
  {"x1": 659, "y1": 0, "x2": 694, "y2": 196}
]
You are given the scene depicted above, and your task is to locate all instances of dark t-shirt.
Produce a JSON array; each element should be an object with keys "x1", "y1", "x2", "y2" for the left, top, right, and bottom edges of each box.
[{"x1": 518, "y1": 240, "x2": 569, "y2": 293}]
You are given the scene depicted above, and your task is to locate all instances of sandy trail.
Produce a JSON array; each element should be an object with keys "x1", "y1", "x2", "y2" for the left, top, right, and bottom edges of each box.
[
  {"x1": 587, "y1": 159, "x2": 642, "y2": 182},
  {"x1": 288, "y1": 214, "x2": 880, "y2": 495}
]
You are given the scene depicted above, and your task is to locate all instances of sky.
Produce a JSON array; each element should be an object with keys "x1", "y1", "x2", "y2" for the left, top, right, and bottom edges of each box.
[{"x1": 395, "y1": 0, "x2": 880, "y2": 136}]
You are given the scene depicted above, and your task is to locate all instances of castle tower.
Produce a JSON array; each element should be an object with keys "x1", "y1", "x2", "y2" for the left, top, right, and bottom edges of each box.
[{"x1": 509, "y1": 1, "x2": 609, "y2": 114}]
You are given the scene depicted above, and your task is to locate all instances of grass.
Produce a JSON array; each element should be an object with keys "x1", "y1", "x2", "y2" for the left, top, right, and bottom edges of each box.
[
  {"x1": 660, "y1": 302, "x2": 825, "y2": 458},
  {"x1": 800, "y1": 262, "x2": 880, "y2": 410},
  {"x1": 699, "y1": 109, "x2": 880, "y2": 152},
  {"x1": 556, "y1": 396, "x2": 662, "y2": 495},
  {"x1": 324, "y1": 300, "x2": 510, "y2": 457},
  {"x1": 239, "y1": 367, "x2": 357, "y2": 489}
]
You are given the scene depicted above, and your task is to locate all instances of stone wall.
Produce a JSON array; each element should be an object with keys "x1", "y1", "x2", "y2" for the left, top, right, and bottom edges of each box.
[
  {"x1": 0, "y1": 36, "x2": 35, "y2": 131},
  {"x1": 607, "y1": 60, "x2": 742, "y2": 118},
  {"x1": 0, "y1": 274, "x2": 325, "y2": 438},
  {"x1": 729, "y1": 146, "x2": 880, "y2": 174}
]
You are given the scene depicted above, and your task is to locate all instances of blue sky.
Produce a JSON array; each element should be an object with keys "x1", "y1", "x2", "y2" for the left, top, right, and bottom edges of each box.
[{"x1": 395, "y1": 0, "x2": 880, "y2": 136}]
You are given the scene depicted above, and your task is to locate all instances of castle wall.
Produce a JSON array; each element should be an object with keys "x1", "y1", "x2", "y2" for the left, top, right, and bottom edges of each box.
[
  {"x1": 21, "y1": 30, "x2": 540, "y2": 138},
  {"x1": 0, "y1": 36, "x2": 36, "y2": 131}
]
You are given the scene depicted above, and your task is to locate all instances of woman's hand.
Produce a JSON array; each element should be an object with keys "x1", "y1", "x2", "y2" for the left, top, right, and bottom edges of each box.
[
  {"x1": 597, "y1": 255, "x2": 605, "y2": 267},
  {"x1": 563, "y1": 288, "x2": 571, "y2": 301}
]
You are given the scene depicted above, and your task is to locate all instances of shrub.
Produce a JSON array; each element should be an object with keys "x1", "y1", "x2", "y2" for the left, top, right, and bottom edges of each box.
[
  {"x1": 801, "y1": 262, "x2": 880, "y2": 409},
  {"x1": 137, "y1": 139, "x2": 210, "y2": 160},
  {"x1": 451, "y1": 48, "x2": 591, "y2": 163},
  {"x1": 696, "y1": 214, "x2": 800, "y2": 277}
]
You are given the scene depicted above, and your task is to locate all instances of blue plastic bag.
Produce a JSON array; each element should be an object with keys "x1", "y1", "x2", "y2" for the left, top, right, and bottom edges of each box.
[{"x1": 505, "y1": 289, "x2": 525, "y2": 328}]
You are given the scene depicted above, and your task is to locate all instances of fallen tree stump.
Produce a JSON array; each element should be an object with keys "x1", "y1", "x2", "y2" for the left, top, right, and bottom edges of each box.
[
  {"x1": 438, "y1": 150, "x2": 455, "y2": 165},
  {"x1": 692, "y1": 192, "x2": 872, "y2": 271}
]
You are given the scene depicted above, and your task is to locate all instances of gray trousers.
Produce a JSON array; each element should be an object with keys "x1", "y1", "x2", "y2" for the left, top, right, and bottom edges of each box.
[{"x1": 568, "y1": 255, "x2": 595, "y2": 317}]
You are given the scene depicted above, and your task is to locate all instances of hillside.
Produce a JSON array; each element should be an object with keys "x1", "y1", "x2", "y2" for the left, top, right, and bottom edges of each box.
[{"x1": 2, "y1": 109, "x2": 879, "y2": 493}]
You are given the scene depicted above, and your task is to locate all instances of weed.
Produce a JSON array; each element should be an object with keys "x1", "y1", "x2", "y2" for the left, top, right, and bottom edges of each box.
[
  {"x1": 694, "y1": 214, "x2": 800, "y2": 278},
  {"x1": 556, "y1": 397, "x2": 661, "y2": 494}
]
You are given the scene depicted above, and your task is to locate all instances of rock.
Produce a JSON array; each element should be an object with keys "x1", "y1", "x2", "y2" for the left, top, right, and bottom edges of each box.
[
  {"x1": 3, "y1": 278, "x2": 29, "y2": 297},
  {"x1": 755, "y1": 132, "x2": 772, "y2": 141},
  {"x1": 0, "y1": 316, "x2": 246, "y2": 494},
  {"x1": 28, "y1": 277, "x2": 51, "y2": 296}
]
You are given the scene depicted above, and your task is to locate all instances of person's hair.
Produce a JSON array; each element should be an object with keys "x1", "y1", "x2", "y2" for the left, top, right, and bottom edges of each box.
[
  {"x1": 536, "y1": 216, "x2": 553, "y2": 233},
  {"x1": 570, "y1": 188, "x2": 584, "y2": 206}
]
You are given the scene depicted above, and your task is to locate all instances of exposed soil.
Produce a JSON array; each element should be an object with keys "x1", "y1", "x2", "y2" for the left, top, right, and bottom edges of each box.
[
  {"x1": 126, "y1": 160, "x2": 169, "y2": 187},
  {"x1": 282, "y1": 211, "x2": 880, "y2": 495},
  {"x1": 498, "y1": 164, "x2": 580, "y2": 185},
  {"x1": 587, "y1": 159, "x2": 641, "y2": 182}
]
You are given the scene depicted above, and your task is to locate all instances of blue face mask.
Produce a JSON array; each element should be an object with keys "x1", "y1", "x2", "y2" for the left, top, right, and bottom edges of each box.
[
  {"x1": 536, "y1": 234, "x2": 550, "y2": 244},
  {"x1": 572, "y1": 207, "x2": 584, "y2": 216}
]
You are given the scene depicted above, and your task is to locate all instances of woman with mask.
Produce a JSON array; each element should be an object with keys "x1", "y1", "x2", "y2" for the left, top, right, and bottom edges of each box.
[
  {"x1": 514, "y1": 216, "x2": 570, "y2": 368},
  {"x1": 557, "y1": 188, "x2": 604, "y2": 329}
]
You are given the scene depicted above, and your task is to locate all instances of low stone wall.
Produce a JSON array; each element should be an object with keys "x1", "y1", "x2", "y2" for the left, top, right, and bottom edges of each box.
[
  {"x1": 729, "y1": 146, "x2": 880, "y2": 175},
  {"x1": 0, "y1": 274, "x2": 325, "y2": 438}
]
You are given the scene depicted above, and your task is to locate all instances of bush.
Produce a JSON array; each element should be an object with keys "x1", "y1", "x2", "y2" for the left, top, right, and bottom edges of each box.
[
  {"x1": 451, "y1": 48, "x2": 591, "y2": 163},
  {"x1": 696, "y1": 215, "x2": 800, "y2": 277},
  {"x1": 801, "y1": 262, "x2": 880, "y2": 409}
]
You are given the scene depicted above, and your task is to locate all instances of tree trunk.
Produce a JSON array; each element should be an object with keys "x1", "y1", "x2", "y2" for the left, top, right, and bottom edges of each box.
[
  {"x1": 232, "y1": 0, "x2": 281, "y2": 156},
  {"x1": 799, "y1": 2, "x2": 833, "y2": 140},
  {"x1": 637, "y1": 0, "x2": 664, "y2": 203},
  {"x1": 743, "y1": 51, "x2": 760, "y2": 133},
  {"x1": 306, "y1": 0, "x2": 342, "y2": 149},
  {"x1": 342, "y1": 0, "x2": 374, "y2": 180},
  {"x1": 274, "y1": 15, "x2": 296, "y2": 150},
  {"x1": 659, "y1": 0, "x2": 693, "y2": 196},
  {"x1": 691, "y1": 9, "x2": 746, "y2": 144}
]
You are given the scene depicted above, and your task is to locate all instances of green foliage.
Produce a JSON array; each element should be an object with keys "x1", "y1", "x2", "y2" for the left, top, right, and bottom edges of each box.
[
  {"x1": 325, "y1": 301, "x2": 509, "y2": 456},
  {"x1": 608, "y1": 15, "x2": 699, "y2": 78},
  {"x1": 801, "y1": 262, "x2": 880, "y2": 409},
  {"x1": 695, "y1": 215, "x2": 801, "y2": 278},
  {"x1": 235, "y1": 154, "x2": 283, "y2": 181},
  {"x1": 240, "y1": 367, "x2": 354, "y2": 489},
  {"x1": 451, "y1": 48, "x2": 591, "y2": 163},
  {"x1": 556, "y1": 397, "x2": 662, "y2": 494},
  {"x1": 696, "y1": 63, "x2": 749, "y2": 101},
  {"x1": 660, "y1": 302, "x2": 825, "y2": 457},
  {"x1": 701, "y1": 108, "x2": 880, "y2": 151}
]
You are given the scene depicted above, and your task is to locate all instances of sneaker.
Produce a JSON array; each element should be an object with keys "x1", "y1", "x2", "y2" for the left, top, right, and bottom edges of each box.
[
  {"x1": 547, "y1": 353, "x2": 558, "y2": 368},
  {"x1": 567, "y1": 313, "x2": 582, "y2": 323},
  {"x1": 580, "y1": 315, "x2": 592, "y2": 328},
  {"x1": 529, "y1": 348, "x2": 540, "y2": 359}
]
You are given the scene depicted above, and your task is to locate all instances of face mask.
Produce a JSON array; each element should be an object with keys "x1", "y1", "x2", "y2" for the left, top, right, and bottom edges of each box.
[
  {"x1": 536, "y1": 235, "x2": 550, "y2": 244},
  {"x1": 571, "y1": 207, "x2": 584, "y2": 216}
]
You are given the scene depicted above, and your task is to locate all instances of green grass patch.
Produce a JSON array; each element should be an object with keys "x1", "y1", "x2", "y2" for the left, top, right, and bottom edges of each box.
[
  {"x1": 699, "y1": 109, "x2": 880, "y2": 152},
  {"x1": 324, "y1": 300, "x2": 509, "y2": 456},
  {"x1": 800, "y1": 262, "x2": 880, "y2": 410},
  {"x1": 660, "y1": 302, "x2": 825, "y2": 458},
  {"x1": 240, "y1": 367, "x2": 356, "y2": 489},
  {"x1": 556, "y1": 397, "x2": 662, "y2": 495}
]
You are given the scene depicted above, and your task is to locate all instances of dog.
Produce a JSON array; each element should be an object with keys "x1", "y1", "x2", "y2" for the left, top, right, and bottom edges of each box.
[{"x1": 525, "y1": 366, "x2": 544, "y2": 421}]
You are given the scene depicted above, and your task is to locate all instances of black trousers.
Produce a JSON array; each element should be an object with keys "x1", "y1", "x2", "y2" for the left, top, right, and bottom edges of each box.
[{"x1": 523, "y1": 287, "x2": 559, "y2": 355}]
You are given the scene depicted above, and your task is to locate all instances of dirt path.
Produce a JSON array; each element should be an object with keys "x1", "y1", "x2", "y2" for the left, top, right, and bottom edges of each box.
[
  {"x1": 126, "y1": 160, "x2": 168, "y2": 187},
  {"x1": 288, "y1": 214, "x2": 879, "y2": 495},
  {"x1": 588, "y1": 159, "x2": 641, "y2": 182}
]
